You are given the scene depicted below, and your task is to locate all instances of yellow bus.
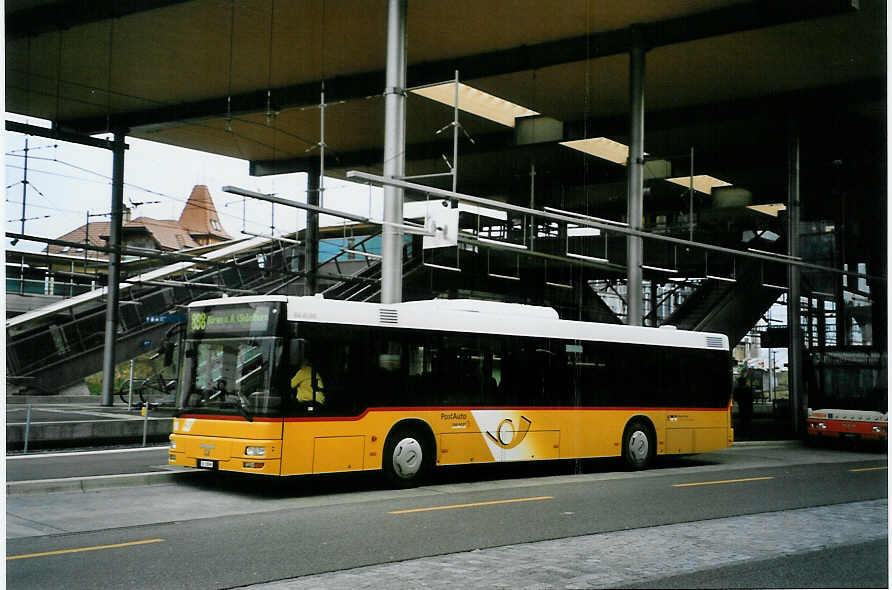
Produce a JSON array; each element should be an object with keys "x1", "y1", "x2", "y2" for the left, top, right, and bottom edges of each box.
[{"x1": 169, "y1": 295, "x2": 733, "y2": 486}]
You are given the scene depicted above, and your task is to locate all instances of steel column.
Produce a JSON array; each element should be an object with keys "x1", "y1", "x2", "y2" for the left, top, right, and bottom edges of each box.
[
  {"x1": 19, "y1": 137, "x2": 29, "y2": 239},
  {"x1": 787, "y1": 129, "x2": 803, "y2": 435},
  {"x1": 305, "y1": 168, "x2": 320, "y2": 295},
  {"x1": 381, "y1": 0, "x2": 407, "y2": 304},
  {"x1": 100, "y1": 132, "x2": 126, "y2": 406},
  {"x1": 626, "y1": 28, "x2": 645, "y2": 326}
]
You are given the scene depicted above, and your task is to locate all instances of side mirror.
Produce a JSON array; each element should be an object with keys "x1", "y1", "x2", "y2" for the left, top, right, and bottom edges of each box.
[{"x1": 289, "y1": 338, "x2": 305, "y2": 367}]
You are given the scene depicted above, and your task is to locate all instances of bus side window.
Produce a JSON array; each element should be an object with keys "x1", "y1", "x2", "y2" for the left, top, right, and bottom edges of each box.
[
  {"x1": 546, "y1": 339, "x2": 574, "y2": 406},
  {"x1": 457, "y1": 346, "x2": 484, "y2": 404},
  {"x1": 481, "y1": 351, "x2": 500, "y2": 404},
  {"x1": 507, "y1": 338, "x2": 549, "y2": 406},
  {"x1": 375, "y1": 337, "x2": 404, "y2": 406},
  {"x1": 579, "y1": 342, "x2": 613, "y2": 406}
]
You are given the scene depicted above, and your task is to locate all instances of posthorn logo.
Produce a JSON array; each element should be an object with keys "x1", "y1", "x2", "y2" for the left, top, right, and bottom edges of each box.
[{"x1": 485, "y1": 416, "x2": 532, "y2": 449}]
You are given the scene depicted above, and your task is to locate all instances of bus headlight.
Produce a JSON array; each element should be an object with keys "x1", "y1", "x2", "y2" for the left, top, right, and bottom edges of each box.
[
  {"x1": 169, "y1": 438, "x2": 177, "y2": 450},
  {"x1": 872, "y1": 425, "x2": 886, "y2": 433},
  {"x1": 245, "y1": 446, "x2": 266, "y2": 457},
  {"x1": 811, "y1": 422, "x2": 827, "y2": 430}
]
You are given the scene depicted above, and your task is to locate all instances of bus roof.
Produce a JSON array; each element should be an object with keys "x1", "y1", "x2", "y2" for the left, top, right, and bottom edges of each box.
[{"x1": 189, "y1": 295, "x2": 728, "y2": 351}]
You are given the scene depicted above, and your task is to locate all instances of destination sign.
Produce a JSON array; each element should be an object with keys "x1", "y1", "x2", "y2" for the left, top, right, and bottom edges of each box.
[{"x1": 188, "y1": 303, "x2": 279, "y2": 337}]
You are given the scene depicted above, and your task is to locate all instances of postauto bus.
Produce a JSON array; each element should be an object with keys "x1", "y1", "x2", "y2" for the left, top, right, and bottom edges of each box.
[{"x1": 169, "y1": 295, "x2": 733, "y2": 486}]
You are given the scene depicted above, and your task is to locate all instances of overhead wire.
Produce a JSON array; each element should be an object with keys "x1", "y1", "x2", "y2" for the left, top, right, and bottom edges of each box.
[
  {"x1": 5, "y1": 198, "x2": 82, "y2": 216},
  {"x1": 5, "y1": 157, "x2": 265, "y2": 230},
  {"x1": 5, "y1": 0, "x2": 351, "y2": 242}
]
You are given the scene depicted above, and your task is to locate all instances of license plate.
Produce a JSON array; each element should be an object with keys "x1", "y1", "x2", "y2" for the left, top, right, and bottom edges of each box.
[{"x1": 198, "y1": 459, "x2": 217, "y2": 469}]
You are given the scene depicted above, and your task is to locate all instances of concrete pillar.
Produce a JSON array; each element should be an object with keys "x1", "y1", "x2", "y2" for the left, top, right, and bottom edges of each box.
[
  {"x1": 626, "y1": 28, "x2": 646, "y2": 326},
  {"x1": 381, "y1": 0, "x2": 407, "y2": 304},
  {"x1": 100, "y1": 132, "x2": 126, "y2": 406}
]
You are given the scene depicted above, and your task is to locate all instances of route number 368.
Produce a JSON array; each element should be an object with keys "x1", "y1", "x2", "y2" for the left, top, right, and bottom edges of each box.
[{"x1": 190, "y1": 312, "x2": 208, "y2": 331}]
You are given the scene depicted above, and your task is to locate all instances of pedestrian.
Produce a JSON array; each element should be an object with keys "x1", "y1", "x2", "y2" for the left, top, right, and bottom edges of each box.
[{"x1": 735, "y1": 373, "x2": 753, "y2": 435}]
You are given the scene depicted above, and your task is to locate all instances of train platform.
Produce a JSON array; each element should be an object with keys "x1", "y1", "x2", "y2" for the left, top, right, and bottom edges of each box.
[{"x1": 6, "y1": 394, "x2": 173, "y2": 452}]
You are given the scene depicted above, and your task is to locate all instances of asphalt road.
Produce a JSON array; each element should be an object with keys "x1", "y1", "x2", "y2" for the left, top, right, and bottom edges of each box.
[{"x1": 5, "y1": 443, "x2": 887, "y2": 589}]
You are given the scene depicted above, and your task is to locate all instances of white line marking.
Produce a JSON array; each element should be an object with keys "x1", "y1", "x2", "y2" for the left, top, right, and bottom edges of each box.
[
  {"x1": 12, "y1": 407, "x2": 143, "y2": 420},
  {"x1": 7, "y1": 417, "x2": 169, "y2": 426},
  {"x1": 7, "y1": 446, "x2": 168, "y2": 460}
]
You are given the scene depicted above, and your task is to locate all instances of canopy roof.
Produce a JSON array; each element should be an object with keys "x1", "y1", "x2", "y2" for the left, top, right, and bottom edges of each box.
[{"x1": 6, "y1": 0, "x2": 883, "y2": 194}]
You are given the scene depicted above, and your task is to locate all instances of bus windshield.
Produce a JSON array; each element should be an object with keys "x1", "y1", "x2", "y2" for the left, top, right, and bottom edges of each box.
[
  {"x1": 814, "y1": 353, "x2": 888, "y2": 413},
  {"x1": 178, "y1": 337, "x2": 286, "y2": 418}
]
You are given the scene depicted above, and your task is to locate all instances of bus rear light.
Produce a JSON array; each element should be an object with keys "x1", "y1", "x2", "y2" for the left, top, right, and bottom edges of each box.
[
  {"x1": 243, "y1": 462, "x2": 265, "y2": 469},
  {"x1": 245, "y1": 446, "x2": 266, "y2": 457}
]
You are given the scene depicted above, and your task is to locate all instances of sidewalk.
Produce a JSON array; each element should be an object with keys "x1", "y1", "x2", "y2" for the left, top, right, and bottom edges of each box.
[{"x1": 244, "y1": 500, "x2": 888, "y2": 589}]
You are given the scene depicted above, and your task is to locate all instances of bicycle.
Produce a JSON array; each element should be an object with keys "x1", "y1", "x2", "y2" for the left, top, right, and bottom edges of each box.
[{"x1": 117, "y1": 372, "x2": 177, "y2": 407}]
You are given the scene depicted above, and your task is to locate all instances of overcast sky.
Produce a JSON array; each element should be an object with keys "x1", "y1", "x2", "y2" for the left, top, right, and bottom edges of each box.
[{"x1": 4, "y1": 112, "x2": 385, "y2": 253}]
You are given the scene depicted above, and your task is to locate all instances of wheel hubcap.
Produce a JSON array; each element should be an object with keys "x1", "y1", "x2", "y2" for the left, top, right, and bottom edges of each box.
[
  {"x1": 628, "y1": 430, "x2": 649, "y2": 461},
  {"x1": 392, "y1": 437, "x2": 423, "y2": 479}
]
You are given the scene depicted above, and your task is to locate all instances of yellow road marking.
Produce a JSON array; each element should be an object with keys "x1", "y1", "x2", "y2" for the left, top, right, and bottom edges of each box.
[
  {"x1": 390, "y1": 495, "x2": 553, "y2": 514},
  {"x1": 850, "y1": 466, "x2": 888, "y2": 472},
  {"x1": 8, "y1": 538, "x2": 164, "y2": 561},
  {"x1": 673, "y1": 476, "x2": 774, "y2": 488}
]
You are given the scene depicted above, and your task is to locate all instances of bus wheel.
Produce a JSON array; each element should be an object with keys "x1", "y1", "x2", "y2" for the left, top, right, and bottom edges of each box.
[
  {"x1": 622, "y1": 419, "x2": 655, "y2": 470},
  {"x1": 383, "y1": 427, "x2": 431, "y2": 488}
]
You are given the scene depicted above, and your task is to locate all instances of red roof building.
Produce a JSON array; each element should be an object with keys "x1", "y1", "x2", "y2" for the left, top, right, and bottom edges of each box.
[{"x1": 47, "y1": 185, "x2": 232, "y2": 258}]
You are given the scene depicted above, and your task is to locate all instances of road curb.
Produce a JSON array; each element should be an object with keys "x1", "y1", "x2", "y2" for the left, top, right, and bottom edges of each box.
[
  {"x1": 6, "y1": 440, "x2": 805, "y2": 495},
  {"x1": 6, "y1": 469, "x2": 202, "y2": 496}
]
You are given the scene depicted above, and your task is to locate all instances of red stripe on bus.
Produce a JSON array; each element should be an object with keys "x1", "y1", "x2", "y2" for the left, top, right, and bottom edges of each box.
[
  {"x1": 278, "y1": 405, "x2": 729, "y2": 422},
  {"x1": 179, "y1": 405, "x2": 730, "y2": 423},
  {"x1": 179, "y1": 414, "x2": 283, "y2": 422}
]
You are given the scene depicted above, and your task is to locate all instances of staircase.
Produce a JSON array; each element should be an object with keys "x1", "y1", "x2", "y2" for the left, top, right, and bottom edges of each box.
[
  {"x1": 666, "y1": 260, "x2": 784, "y2": 345},
  {"x1": 6, "y1": 237, "x2": 303, "y2": 393}
]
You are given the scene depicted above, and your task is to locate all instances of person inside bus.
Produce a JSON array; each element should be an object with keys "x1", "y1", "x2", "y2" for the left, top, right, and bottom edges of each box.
[
  {"x1": 291, "y1": 362, "x2": 325, "y2": 405},
  {"x1": 734, "y1": 372, "x2": 753, "y2": 435}
]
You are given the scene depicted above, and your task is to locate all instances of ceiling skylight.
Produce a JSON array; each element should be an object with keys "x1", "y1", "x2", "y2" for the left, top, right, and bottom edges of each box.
[
  {"x1": 559, "y1": 137, "x2": 631, "y2": 165},
  {"x1": 665, "y1": 175, "x2": 731, "y2": 195},
  {"x1": 747, "y1": 203, "x2": 787, "y2": 217},
  {"x1": 410, "y1": 83, "x2": 538, "y2": 128}
]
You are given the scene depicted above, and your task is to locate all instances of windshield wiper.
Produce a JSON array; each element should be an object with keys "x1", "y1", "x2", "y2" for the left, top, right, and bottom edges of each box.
[
  {"x1": 234, "y1": 391, "x2": 254, "y2": 422},
  {"x1": 216, "y1": 389, "x2": 254, "y2": 422},
  {"x1": 197, "y1": 382, "x2": 254, "y2": 422}
]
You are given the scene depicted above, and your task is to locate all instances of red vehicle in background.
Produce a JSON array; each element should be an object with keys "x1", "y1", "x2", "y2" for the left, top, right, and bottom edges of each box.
[{"x1": 807, "y1": 349, "x2": 887, "y2": 444}]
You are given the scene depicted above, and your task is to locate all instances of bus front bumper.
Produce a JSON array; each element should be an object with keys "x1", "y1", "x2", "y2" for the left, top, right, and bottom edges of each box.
[
  {"x1": 169, "y1": 434, "x2": 283, "y2": 475},
  {"x1": 807, "y1": 419, "x2": 888, "y2": 441}
]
